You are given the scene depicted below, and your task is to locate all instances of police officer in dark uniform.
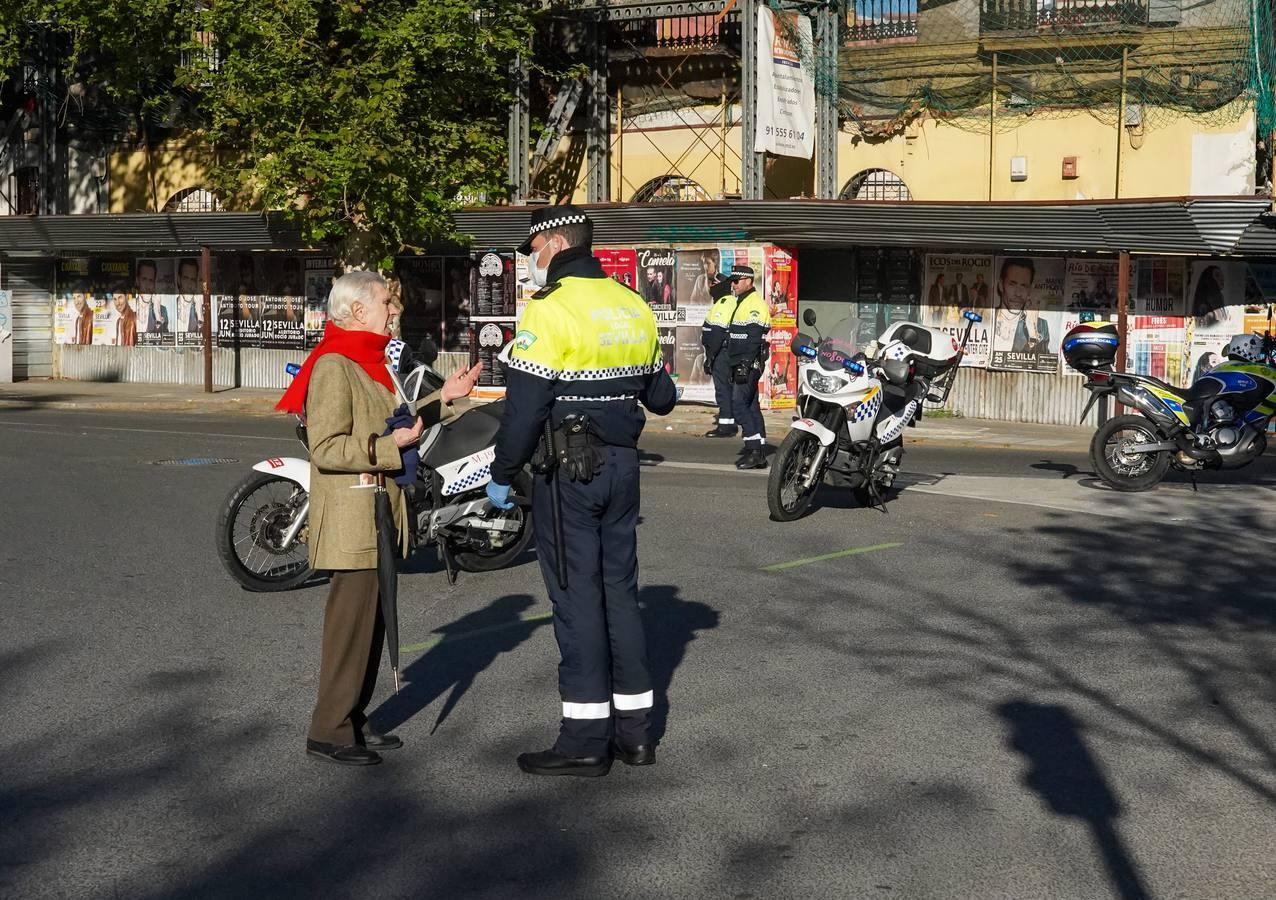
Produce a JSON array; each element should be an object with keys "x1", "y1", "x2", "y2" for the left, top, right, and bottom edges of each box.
[
  {"x1": 486, "y1": 205, "x2": 678, "y2": 777},
  {"x1": 726, "y1": 265, "x2": 772, "y2": 470},
  {"x1": 701, "y1": 273, "x2": 740, "y2": 438}
]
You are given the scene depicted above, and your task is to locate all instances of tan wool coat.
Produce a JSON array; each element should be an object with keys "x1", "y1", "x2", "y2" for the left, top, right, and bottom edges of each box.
[{"x1": 305, "y1": 354, "x2": 452, "y2": 570}]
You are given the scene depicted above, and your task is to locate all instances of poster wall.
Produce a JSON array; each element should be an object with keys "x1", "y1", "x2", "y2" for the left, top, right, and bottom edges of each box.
[
  {"x1": 921, "y1": 253, "x2": 994, "y2": 367},
  {"x1": 1186, "y1": 261, "x2": 1246, "y2": 382},
  {"x1": 764, "y1": 246, "x2": 799, "y2": 408},
  {"x1": 754, "y1": 6, "x2": 815, "y2": 159},
  {"x1": 495, "y1": 243, "x2": 795, "y2": 408},
  {"x1": 990, "y1": 256, "x2": 1065, "y2": 373},
  {"x1": 637, "y1": 248, "x2": 677, "y2": 319},
  {"x1": 304, "y1": 257, "x2": 334, "y2": 348},
  {"x1": 1128, "y1": 259, "x2": 1187, "y2": 382},
  {"x1": 472, "y1": 250, "x2": 519, "y2": 391},
  {"x1": 596, "y1": 248, "x2": 638, "y2": 289}
]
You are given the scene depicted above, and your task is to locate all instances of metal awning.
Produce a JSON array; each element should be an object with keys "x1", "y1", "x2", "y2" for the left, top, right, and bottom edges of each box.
[
  {"x1": 454, "y1": 197, "x2": 1276, "y2": 257},
  {"x1": 0, "y1": 212, "x2": 308, "y2": 255}
]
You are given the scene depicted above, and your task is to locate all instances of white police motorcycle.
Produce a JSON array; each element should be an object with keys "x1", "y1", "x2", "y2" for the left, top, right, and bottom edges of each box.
[
  {"x1": 766, "y1": 309, "x2": 981, "y2": 521},
  {"x1": 216, "y1": 341, "x2": 533, "y2": 592}
]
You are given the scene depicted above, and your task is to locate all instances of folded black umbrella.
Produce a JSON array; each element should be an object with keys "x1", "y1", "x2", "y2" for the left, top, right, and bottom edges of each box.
[{"x1": 367, "y1": 436, "x2": 402, "y2": 693}]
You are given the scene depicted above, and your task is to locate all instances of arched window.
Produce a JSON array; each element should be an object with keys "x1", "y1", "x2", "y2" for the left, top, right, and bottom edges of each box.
[
  {"x1": 840, "y1": 169, "x2": 912, "y2": 201},
  {"x1": 163, "y1": 187, "x2": 223, "y2": 213},
  {"x1": 632, "y1": 175, "x2": 712, "y2": 203}
]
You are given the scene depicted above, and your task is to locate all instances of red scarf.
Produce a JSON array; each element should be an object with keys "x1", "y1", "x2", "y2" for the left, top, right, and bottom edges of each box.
[{"x1": 276, "y1": 321, "x2": 395, "y2": 415}]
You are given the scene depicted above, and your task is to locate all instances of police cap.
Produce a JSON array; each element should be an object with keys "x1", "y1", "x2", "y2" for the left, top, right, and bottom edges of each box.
[
  {"x1": 518, "y1": 204, "x2": 592, "y2": 256},
  {"x1": 729, "y1": 264, "x2": 756, "y2": 281}
]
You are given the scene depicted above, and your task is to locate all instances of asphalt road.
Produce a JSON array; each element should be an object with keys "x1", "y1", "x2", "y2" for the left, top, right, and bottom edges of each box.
[{"x1": 1, "y1": 408, "x2": 1273, "y2": 899}]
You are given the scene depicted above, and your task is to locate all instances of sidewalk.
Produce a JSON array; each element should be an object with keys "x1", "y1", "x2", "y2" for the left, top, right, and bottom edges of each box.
[{"x1": 0, "y1": 379, "x2": 1094, "y2": 451}]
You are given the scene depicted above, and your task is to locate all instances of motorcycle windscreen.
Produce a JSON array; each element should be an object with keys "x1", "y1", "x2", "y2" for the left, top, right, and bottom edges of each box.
[{"x1": 815, "y1": 314, "x2": 868, "y2": 372}]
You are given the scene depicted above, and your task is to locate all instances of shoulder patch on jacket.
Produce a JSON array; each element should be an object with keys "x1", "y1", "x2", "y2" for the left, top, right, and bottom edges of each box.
[{"x1": 532, "y1": 282, "x2": 561, "y2": 300}]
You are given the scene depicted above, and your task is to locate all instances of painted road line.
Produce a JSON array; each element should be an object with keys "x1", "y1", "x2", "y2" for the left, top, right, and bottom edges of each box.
[
  {"x1": 400, "y1": 611, "x2": 554, "y2": 654},
  {"x1": 760, "y1": 542, "x2": 904, "y2": 572},
  {"x1": 640, "y1": 458, "x2": 768, "y2": 475}
]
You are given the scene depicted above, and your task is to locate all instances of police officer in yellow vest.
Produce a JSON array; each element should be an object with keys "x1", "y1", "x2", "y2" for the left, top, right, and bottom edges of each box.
[
  {"x1": 727, "y1": 264, "x2": 771, "y2": 470},
  {"x1": 486, "y1": 205, "x2": 678, "y2": 777},
  {"x1": 701, "y1": 274, "x2": 740, "y2": 437}
]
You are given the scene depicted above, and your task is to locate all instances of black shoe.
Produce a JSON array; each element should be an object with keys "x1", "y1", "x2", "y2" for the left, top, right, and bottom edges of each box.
[
  {"x1": 612, "y1": 740, "x2": 656, "y2": 767},
  {"x1": 306, "y1": 739, "x2": 382, "y2": 766},
  {"x1": 517, "y1": 748, "x2": 611, "y2": 777},
  {"x1": 361, "y1": 730, "x2": 403, "y2": 751},
  {"x1": 736, "y1": 448, "x2": 768, "y2": 470},
  {"x1": 704, "y1": 426, "x2": 736, "y2": 438}
]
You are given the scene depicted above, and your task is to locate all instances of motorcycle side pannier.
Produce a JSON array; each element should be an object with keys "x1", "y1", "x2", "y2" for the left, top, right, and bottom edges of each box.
[{"x1": 1062, "y1": 322, "x2": 1120, "y2": 372}]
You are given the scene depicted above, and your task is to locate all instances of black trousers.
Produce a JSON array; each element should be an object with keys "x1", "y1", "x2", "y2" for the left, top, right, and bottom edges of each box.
[
  {"x1": 532, "y1": 446, "x2": 652, "y2": 756},
  {"x1": 711, "y1": 352, "x2": 736, "y2": 430},
  {"x1": 733, "y1": 376, "x2": 766, "y2": 446}
]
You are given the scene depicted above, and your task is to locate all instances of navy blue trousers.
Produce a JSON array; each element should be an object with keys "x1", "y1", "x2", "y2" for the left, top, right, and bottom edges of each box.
[
  {"x1": 532, "y1": 446, "x2": 652, "y2": 756},
  {"x1": 711, "y1": 352, "x2": 736, "y2": 430},
  {"x1": 733, "y1": 377, "x2": 766, "y2": 446}
]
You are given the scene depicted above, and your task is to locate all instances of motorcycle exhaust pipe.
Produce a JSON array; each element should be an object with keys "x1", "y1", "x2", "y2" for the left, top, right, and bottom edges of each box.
[{"x1": 1172, "y1": 432, "x2": 1220, "y2": 464}]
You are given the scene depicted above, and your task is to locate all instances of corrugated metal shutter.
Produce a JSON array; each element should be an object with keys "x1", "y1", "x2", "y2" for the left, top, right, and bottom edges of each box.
[{"x1": 2, "y1": 257, "x2": 54, "y2": 379}]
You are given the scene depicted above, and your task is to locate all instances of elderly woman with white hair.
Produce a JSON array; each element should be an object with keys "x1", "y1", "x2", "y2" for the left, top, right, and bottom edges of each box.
[{"x1": 277, "y1": 270, "x2": 481, "y2": 766}]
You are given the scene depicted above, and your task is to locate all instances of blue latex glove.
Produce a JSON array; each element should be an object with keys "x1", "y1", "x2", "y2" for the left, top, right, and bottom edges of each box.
[
  {"x1": 382, "y1": 403, "x2": 419, "y2": 488},
  {"x1": 486, "y1": 481, "x2": 514, "y2": 509}
]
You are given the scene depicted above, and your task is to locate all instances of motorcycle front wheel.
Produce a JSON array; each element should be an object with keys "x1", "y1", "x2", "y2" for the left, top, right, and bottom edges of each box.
[
  {"x1": 216, "y1": 471, "x2": 317, "y2": 592},
  {"x1": 1089, "y1": 414, "x2": 1172, "y2": 492},
  {"x1": 767, "y1": 431, "x2": 826, "y2": 522}
]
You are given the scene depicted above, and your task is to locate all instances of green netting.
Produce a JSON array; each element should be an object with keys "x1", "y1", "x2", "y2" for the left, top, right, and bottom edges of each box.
[{"x1": 771, "y1": 0, "x2": 1276, "y2": 137}]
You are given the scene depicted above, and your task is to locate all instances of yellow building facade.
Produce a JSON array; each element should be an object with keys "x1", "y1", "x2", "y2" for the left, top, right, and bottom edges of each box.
[{"x1": 551, "y1": 98, "x2": 1256, "y2": 205}]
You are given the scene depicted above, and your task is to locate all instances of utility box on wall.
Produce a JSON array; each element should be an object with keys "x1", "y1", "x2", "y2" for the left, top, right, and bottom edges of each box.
[
  {"x1": 1010, "y1": 156, "x2": 1028, "y2": 182},
  {"x1": 1062, "y1": 156, "x2": 1079, "y2": 179}
]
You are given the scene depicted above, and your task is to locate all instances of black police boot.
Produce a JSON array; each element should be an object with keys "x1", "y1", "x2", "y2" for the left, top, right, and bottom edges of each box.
[
  {"x1": 736, "y1": 447, "x2": 768, "y2": 470},
  {"x1": 517, "y1": 748, "x2": 612, "y2": 777},
  {"x1": 612, "y1": 739, "x2": 656, "y2": 767},
  {"x1": 704, "y1": 424, "x2": 736, "y2": 438}
]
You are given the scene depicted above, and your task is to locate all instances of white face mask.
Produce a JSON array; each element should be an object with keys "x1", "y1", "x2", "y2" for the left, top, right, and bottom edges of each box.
[{"x1": 528, "y1": 238, "x2": 557, "y2": 288}]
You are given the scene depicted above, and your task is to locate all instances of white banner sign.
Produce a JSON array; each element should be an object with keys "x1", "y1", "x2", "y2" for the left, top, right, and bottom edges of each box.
[{"x1": 754, "y1": 7, "x2": 815, "y2": 159}]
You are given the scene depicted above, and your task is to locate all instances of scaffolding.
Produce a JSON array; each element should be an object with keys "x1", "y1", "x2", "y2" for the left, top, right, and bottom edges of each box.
[{"x1": 508, "y1": 0, "x2": 842, "y2": 204}]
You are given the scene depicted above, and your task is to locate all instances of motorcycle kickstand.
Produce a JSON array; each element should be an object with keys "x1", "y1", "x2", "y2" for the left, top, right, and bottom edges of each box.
[{"x1": 438, "y1": 539, "x2": 459, "y2": 586}]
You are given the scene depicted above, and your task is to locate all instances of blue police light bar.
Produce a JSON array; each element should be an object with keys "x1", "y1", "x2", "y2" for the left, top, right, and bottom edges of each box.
[
  {"x1": 843, "y1": 360, "x2": 865, "y2": 374},
  {"x1": 963, "y1": 311, "x2": 983, "y2": 323},
  {"x1": 285, "y1": 362, "x2": 302, "y2": 377},
  {"x1": 796, "y1": 344, "x2": 817, "y2": 357}
]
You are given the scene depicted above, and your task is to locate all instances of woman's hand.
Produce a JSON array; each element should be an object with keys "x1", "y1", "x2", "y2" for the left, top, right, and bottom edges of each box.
[
  {"x1": 441, "y1": 362, "x2": 483, "y2": 404},
  {"x1": 393, "y1": 416, "x2": 425, "y2": 448}
]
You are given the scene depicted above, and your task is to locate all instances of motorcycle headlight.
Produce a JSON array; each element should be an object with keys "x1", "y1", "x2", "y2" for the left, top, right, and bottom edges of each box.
[{"x1": 807, "y1": 370, "x2": 849, "y2": 394}]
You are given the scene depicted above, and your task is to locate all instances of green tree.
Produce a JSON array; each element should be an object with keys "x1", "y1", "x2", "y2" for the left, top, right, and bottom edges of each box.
[
  {"x1": 200, "y1": 0, "x2": 536, "y2": 268},
  {"x1": 1, "y1": 2, "x2": 539, "y2": 269}
]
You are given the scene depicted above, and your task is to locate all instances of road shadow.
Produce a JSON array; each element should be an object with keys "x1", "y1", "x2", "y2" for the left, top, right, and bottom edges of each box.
[
  {"x1": 369, "y1": 593, "x2": 548, "y2": 734},
  {"x1": 1031, "y1": 461, "x2": 1086, "y2": 479},
  {"x1": 399, "y1": 546, "x2": 538, "y2": 577},
  {"x1": 999, "y1": 700, "x2": 1151, "y2": 900},
  {"x1": 641, "y1": 584, "x2": 720, "y2": 744}
]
